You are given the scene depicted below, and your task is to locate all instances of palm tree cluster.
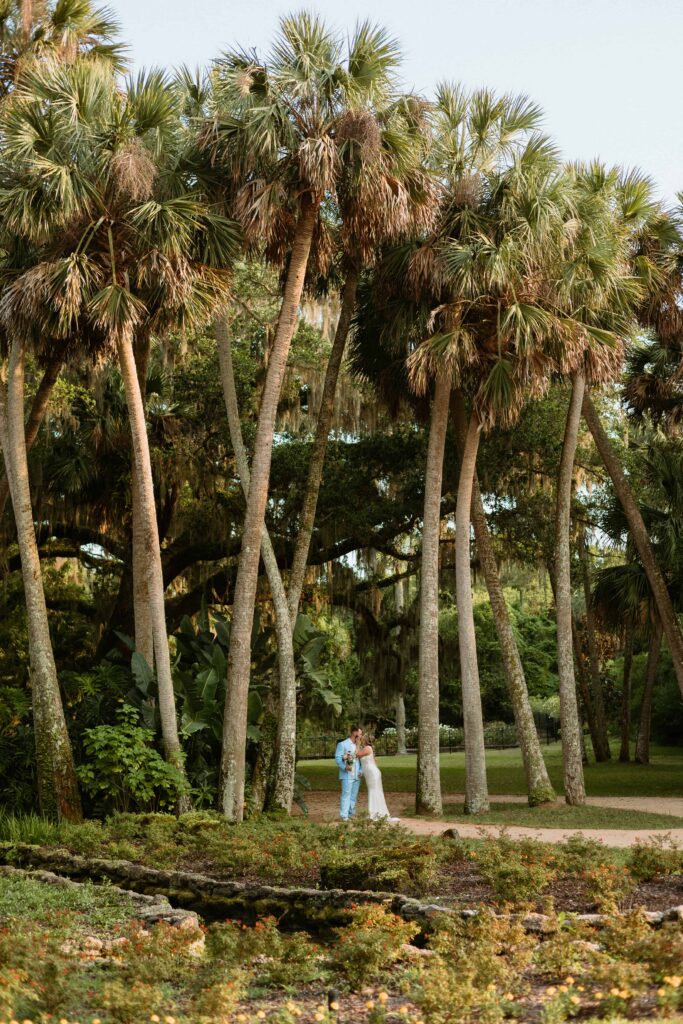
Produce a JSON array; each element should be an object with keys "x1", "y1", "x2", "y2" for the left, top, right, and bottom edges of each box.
[{"x1": 1, "y1": 2, "x2": 682, "y2": 822}]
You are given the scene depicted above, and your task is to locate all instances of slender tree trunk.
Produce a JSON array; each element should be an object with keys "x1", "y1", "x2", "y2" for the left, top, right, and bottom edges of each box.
[
  {"x1": 635, "y1": 618, "x2": 662, "y2": 765},
  {"x1": 396, "y1": 692, "x2": 407, "y2": 755},
  {"x1": 456, "y1": 410, "x2": 489, "y2": 814},
  {"x1": 0, "y1": 348, "x2": 65, "y2": 520},
  {"x1": 619, "y1": 624, "x2": 634, "y2": 762},
  {"x1": 221, "y1": 199, "x2": 318, "y2": 822},
  {"x1": 452, "y1": 398, "x2": 555, "y2": 805},
  {"x1": 571, "y1": 613, "x2": 598, "y2": 761},
  {"x1": 131, "y1": 334, "x2": 154, "y2": 668},
  {"x1": 416, "y1": 374, "x2": 450, "y2": 816},
  {"x1": 578, "y1": 529, "x2": 611, "y2": 760},
  {"x1": 555, "y1": 372, "x2": 586, "y2": 805},
  {"x1": 116, "y1": 330, "x2": 190, "y2": 809},
  {"x1": 287, "y1": 264, "x2": 360, "y2": 622},
  {"x1": 0, "y1": 340, "x2": 81, "y2": 821},
  {"x1": 215, "y1": 313, "x2": 298, "y2": 814},
  {"x1": 583, "y1": 390, "x2": 683, "y2": 696}
]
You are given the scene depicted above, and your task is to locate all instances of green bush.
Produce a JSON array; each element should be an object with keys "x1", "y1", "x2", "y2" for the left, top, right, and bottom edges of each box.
[
  {"x1": 320, "y1": 841, "x2": 437, "y2": 894},
  {"x1": 626, "y1": 835, "x2": 683, "y2": 881},
  {"x1": 329, "y1": 904, "x2": 417, "y2": 988},
  {"x1": 76, "y1": 705, "x2": 190, "y2": 813}
]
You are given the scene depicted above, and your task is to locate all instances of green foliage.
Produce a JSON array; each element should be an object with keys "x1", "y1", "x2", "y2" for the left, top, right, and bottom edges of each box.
[
  {"x1": 626, "y1": 835, "x2": 683, "y2": 881},
  {"x1": 76, "y1": 705, "x2": 189, "y2": 813},
  {"x1": 329, "y1": 904, "x2": 417, "y2": 988}
]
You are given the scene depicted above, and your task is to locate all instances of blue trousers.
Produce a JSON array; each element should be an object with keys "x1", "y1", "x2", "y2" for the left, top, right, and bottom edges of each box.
[{"x1": 340, "y1": 774, "x2": 361, "y2": 819}]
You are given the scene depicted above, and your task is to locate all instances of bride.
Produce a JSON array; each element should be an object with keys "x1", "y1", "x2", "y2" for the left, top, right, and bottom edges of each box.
[{"x1": 356, "y1": 732, "x2": 399, "y2": 822}]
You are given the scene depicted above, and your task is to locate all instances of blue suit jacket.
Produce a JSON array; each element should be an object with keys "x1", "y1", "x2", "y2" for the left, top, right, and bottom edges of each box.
[{"x1": 335, "y1": 738, "x2": 362, "y2": 780}]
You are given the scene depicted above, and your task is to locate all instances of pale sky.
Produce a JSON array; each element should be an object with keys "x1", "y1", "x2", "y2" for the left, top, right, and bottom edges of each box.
[{"x1": 113, "y1": 0, "x2": 681, "y2": 202}]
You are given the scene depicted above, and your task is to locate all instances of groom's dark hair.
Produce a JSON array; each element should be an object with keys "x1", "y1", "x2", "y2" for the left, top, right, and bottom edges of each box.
[{"x1": 349, "y1": 724, "x2": 360, "y2": 733}]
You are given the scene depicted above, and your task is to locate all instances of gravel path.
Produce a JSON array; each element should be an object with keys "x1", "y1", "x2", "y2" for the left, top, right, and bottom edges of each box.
[{"x1": 299, "y1": 792, "x2": 683, "y2": 849}]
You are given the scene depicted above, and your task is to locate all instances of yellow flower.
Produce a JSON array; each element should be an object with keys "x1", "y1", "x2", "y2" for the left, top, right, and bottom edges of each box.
[
  {"x1": 150, "y1": 1018, "x2": 160, "y2": 1024},
  {"x1": 399, "y1": 1007, "x2": 409, "y2": 1016},
  {"x1": 594, "y1": 991, "x2": 604, "y2": 1000},
  {"x1": 545, "y1": 987, "x2": 557, "y2": 996},
  {"x1": 609, "y1": 988, "x2": 620, "y2": 997},
  {"x1": 565, "y1": 977, "x2": 574, "y2": 985},
  {"x1": 558, "y1": 985, "x2": 568, "y2": 994},
  {"x1": 569, "y1": 996, "x2": 581, "y2": 1006},
  {"x1": 577, "y1": 986, "x2": 585, "y2": 992},
  {"x1": 378, "y1": 992, "x2": 389, "y2": 1005},
  {"x1": 236, "y1": 1016, "x2": 247, "y2": 1022},
  {"x1": 665, "y1": 976, "x2": 683, "y2": 989},
  {"x1": 330, "y1": 1002, "x2": 340, "y2": 1011},
  {"x1": 164, "y1": 1018, "x2": 176, "y2": 1024},
  {"x1": 257, "y1": 1013, "x2": 266, "y2": 1020},
  {"x1": 365, "y1": 1002, "x2": 375, "y2": 1011},
  {"x1": 657, "y1": 988, "x2": 667, "y2": 997},
  {"x1": 315, "y1": 1015, "x2": 325, "y2": 1022}
]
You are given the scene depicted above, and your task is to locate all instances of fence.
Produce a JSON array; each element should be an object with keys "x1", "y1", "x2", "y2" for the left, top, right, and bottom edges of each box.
[{"x1": 298, "y1": 713, "x2": 560, "y2": 760}]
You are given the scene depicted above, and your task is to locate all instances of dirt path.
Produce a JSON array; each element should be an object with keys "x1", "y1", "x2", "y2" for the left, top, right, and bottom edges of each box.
[{"x1": 298, "y1": 792, "x2": 683, "y2": 849}]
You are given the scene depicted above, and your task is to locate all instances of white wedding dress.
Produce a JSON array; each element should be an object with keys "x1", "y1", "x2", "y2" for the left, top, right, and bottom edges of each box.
[{"x1": 360, "y1": 751, "x2": 398, "y2": 821}]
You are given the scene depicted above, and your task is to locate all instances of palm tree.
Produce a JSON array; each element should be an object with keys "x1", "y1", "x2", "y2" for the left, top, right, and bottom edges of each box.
[
  {"x1": 286, "y1": 90, "x2": 435, "y2": 622},
  {"x1": 205, "y1": 14, "x2": 405, "y2": 821},
  {"x1": 0, "y1": 58, "x2": 239, "y2": 804}
]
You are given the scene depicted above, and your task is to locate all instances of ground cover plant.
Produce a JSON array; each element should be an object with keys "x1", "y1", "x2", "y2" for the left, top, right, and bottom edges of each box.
[
  {"x1": 1, "y1": 815, "x2": 681, "y2": 915},
  {"x1": 1, "y1": 861, "x2": 683, "y2": 1024}
]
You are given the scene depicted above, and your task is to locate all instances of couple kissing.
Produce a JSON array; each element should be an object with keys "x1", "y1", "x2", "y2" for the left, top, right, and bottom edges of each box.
[{"x1": 335, "y1": 725, "x2": 399, "y2": 822}]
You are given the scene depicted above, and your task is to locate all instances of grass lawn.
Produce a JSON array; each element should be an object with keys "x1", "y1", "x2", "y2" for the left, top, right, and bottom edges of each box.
[
  {"x1": 429, "y1": 802, "x2": 683, "y2": 829},
  {"x1": 298, "y1": 742, "x2": 683, "y2": 798}
]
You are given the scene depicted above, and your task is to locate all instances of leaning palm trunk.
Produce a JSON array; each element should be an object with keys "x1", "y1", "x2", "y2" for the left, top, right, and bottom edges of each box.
[
  {"x1": 555, "y1": 371, "x2": 586, "y2": 805},
  {"x1": 619, "y1": 624, "x2": 634, "y2": 762},
  {"x1": 215, "y1": 313, "x2": 298, "y2": 814},
  {"x1": 0, "y1": 348, "x2": 65, "y2": 521},
  {"x1": 635, "y1": 618, "x2": 663, "y2": 765},
  {"x1": 395, "y1": 692, "x2": 407, "y2": 755},
  {"x1": 221, "y1": 200, "x2": 318, "y2": 823},
  {"x1": 416, "y1": 374, "x2": 450, "y2": 815},
  {"x1": 578, "y1": 529, "x2": 611, "y2": 761},
  {"x1": 287, "y1": 264, "x2": 360, "y2": 622},
  {"x1": 131, "y1": 335, "x2": 154, "y2": 668},
  {"x1": 456, "y1": 410, "x2": 489, "y2": 814},
  {"x1": 453, "y1": 394, "x2": 554, "y2": 806},
  {"x1": 117, "y1": 329, "x2": 190, "y2": 809},
  {"x1": 0, "y1": 339, "x2": 81, "y2": 821},
  {"x1": 582, "y1": 390, "x2": 683, "y2": 697}
]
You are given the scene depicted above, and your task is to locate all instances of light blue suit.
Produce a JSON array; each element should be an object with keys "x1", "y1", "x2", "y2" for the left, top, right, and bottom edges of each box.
[{"x1": 335, "y1": 737, "x2": 362, "y2": 819}]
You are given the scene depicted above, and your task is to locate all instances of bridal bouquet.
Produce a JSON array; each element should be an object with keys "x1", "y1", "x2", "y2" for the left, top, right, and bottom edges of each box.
[{"x1": 342, "y1": 751, "x2": 355, "y2": 772}]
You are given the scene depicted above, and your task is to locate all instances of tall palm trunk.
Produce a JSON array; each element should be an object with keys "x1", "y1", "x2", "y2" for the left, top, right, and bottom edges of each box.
[
  {"x1": 582, "y1": 390, "x2": 683, "y2": 696},
  {"x1": 0, "y1": 348, "x2": 65, "y2": 520},
  {"x1": 416, "y1": 373, "x2": 450, "y2": 815},
  {"x1": 116, "y1": 330, "x2": 190, "y2": 808},
  {"x1": 0, "y1": 339, "x2": 81, "y2": 821},
  {"x1": 571, "y1": 613, "x2": 599, "y2": 760},
  {"x1": 578, "y1": 529, "x2": 611, "y2": 760},
  {"x1": 555, "y1": 371, "x2": 586, "y2": 806},
  {"x1": 456, "y1": 410, "x2": 489, "y2": 814},
  {"x1": 131, "y1": 334, "x2": 154, "y2": 667},
  {"x1": 221, "y1": 199, "x2": 318, "y2": 822},
  {"x1": 215, "y1": 313, "x2": 298, "y2": 813},
  {"x1": 452, "y1": 395, "x2": 555, "y2": 806},
  {"x1": 395, "y1": 691, "x2": 407, "y2": 755},
  {"x1": 287, "y1": 265, "x2": 360, "y2": 622},
  {"x1": 635, "y1": 618, "x2": 662, "y2": 765},
  {"x1": 619, "y1": 624, "x2": 634, "y2": 762}
]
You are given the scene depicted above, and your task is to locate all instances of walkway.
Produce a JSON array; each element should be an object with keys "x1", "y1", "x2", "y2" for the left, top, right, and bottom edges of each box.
[{"x1": 299, "y1": 792, "x2": 683, "y2": 849}]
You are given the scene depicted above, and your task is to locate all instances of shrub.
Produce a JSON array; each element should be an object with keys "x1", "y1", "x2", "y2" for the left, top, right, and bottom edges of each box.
[
  {"x1": 77, "y1": 705, "x2": 190, "y2": 814},
  {"x1": 475, "y1": 834, "x2": 555, "y2": 903},
  {"x1": 626, "y1": 835, "x2": 683, "y2": 882},
  {"x1": 582, "y1": 862, "x2": 636, "y2": 912},
  {"x1": 320, "y1": 841, "x2": 437, "y2": 894},
  {"x1": 206, "y1": 917, "x2": 326, "y2": 988},
  {"x1": 329, "y1": 904, "x2": 417, "y2": 988}
]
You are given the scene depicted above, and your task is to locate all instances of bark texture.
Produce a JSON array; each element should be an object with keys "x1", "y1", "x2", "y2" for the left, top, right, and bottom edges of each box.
[
  {"x1": 456, "y1": 411, "x2": 489, "y2": 814},
  {"x1": 619, "y1": 625, "x2": 634, "y2": 763},
  {"x1": 131, "y1": 335, "x2": 154, "y2": 668},
  {"x1": 578, "y1": 529, "x2": 611, "y2": 761},
  {"x1": 0, "y1": 348, "x2": 64, "y2": 520},
  {"x1": 116, "y1": 331, "x2": 190, "y2": 807},
  {"x1": 1, "y1": 340, "x2": 81, "y2": 821},
  {"x1": 635, "y1": 619, "x2": 663, "y2": 765},
  {"x1": 453, "y1": 394, "x2": 555, "y2": 806},
  {"x1": 215, "y1": 313, "x2": 298, "y2": 814},
  {"x1": 416, "y1": 374, "x2": 450, "y2": 816},
  {"x1": 395, "y1": 693, "x2": 407, "y2": 755},
  {"x1": 221, "y1": 200, "x2": 318, "y2": 822},
  {"x1": 555, "y1": 372, "x2": 586, "y2": 806},
  {"x1": 287, "y1": 265, "x2": 360, "y2": 622},
  {"x1": 583, "y1": 390, "x2": 683, "y2": 696}
]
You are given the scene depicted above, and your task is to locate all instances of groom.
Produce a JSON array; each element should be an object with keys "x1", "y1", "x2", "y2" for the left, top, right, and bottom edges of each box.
[{"x1": 335, "y1": 725, "x2": 363, "y2": 820}]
